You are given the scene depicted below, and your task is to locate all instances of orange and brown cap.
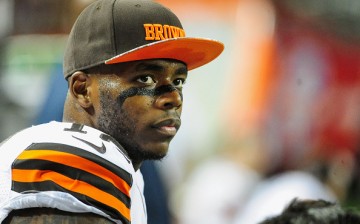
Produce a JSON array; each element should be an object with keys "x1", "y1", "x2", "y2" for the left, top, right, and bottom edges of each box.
[{"x1": 63, "y1": 0, "x2": 224, "y2": 79}]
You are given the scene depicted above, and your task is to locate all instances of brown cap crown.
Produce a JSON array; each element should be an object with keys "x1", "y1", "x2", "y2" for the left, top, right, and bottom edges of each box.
[{"x1": 63, "y1": 0, "x2": 224, "y2": 79}]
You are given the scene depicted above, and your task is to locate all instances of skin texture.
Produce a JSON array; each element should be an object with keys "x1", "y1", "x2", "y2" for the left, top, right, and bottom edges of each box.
[{"x1": 63, "y1": 59, "x2": 187, "y2": 170}]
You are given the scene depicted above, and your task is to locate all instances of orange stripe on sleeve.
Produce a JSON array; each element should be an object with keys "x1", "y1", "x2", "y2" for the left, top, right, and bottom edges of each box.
[
  {"x1": 16, "y1": 150, "x2": 131, "y2": 197},
  {"x1": 12, "y1": 168, "x2": 131, "y2": 221}
]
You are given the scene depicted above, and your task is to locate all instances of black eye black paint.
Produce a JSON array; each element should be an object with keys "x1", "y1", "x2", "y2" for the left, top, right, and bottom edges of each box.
[{"x1": 117, "y1": 85, "x2": 183, "y2": 107}]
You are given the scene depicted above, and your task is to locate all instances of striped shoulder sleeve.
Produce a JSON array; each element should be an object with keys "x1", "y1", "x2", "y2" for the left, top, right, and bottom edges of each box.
[{"x1": 12, "y1": 142, "x2": 133, "y2": 224}]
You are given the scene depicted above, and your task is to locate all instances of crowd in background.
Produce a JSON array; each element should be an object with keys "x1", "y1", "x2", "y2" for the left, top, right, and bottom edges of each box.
[{"x1": 1, "y1": 0, "x2": 360, "y2": 223}]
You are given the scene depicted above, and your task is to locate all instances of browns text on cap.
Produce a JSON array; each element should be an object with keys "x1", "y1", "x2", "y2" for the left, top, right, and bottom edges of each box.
[{"x1": 63, "y1": 0, "x2": 224, "y2": 79}]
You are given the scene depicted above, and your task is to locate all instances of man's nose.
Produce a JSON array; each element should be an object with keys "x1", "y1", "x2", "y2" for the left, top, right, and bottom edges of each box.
[{"x1": 154, "y1": 86, "x2": 182, "y2": 110}]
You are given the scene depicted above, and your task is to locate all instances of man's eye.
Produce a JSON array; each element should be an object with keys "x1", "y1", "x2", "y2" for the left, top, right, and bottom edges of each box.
[
  {"x1": 137, "y1": 76, "x2": 155, "y2": 84},
  {"x1": 173, "y1": 78, "x2": 186, "y2": 88}
]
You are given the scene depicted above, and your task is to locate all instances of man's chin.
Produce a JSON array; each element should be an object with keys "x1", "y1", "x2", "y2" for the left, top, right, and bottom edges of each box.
[
  {"x1": 128, "y1": 144, "x2": 169, "y2": 162},
  {"x1": 144, "y1": 153, "x2": 167, "y2": 161},
  {"x1": 141, "y1": 146, "x2": 169, "y2": 161}
]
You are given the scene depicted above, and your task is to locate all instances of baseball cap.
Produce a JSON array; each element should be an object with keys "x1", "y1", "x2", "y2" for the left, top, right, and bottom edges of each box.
[{"x1": 63, "y1": 0, "x2": 224, "y2": 79}]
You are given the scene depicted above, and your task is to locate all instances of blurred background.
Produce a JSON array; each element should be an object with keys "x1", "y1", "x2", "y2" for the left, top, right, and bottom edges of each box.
[{"x1": 1, "y1": 0, "x2": 360, "y2": 223}]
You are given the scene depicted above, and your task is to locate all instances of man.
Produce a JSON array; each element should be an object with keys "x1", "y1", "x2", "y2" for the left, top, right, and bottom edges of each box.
[{"x1": 0, "y1": 0, "x2": 224, "y2": 223}]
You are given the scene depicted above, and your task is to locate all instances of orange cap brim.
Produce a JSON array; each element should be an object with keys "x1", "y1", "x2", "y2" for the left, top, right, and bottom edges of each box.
[{"x1": 105, "y1": 37, "x2": 224, "y2": 70}]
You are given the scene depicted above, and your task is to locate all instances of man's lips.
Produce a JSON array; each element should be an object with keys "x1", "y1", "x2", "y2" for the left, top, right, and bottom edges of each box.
[{"x1": 152, "y1": 118, "x2": 181, "y2": 136}]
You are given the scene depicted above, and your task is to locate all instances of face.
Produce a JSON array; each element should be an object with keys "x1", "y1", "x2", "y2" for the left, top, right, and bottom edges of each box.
[{"x1": 90, "y1": 59, "x2": 187, "y2": 164}]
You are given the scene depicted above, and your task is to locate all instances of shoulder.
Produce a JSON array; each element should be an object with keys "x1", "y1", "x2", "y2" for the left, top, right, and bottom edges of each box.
[
  {"x1": 0, "y1": 122, "x2": 134, "y2": 173},
  {"x1": 0, "y1": 122, "x2": 141, "y2": 224}
]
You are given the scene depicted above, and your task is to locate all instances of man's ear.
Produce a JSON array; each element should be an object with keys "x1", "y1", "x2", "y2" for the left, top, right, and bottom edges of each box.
[{"x1": 68, "y1": 71, "x2": 93, "y2": 109}]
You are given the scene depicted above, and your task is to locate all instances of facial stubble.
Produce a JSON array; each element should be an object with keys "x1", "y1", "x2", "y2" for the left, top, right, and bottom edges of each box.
[{"x1": 97, "y1": 87, "x2": 167, "y2": 163}]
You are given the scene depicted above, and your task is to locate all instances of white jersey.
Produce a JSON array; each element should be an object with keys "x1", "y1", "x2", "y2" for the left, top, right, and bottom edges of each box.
[{"x1": 0, "y1": 121, "x2": 147, "y2": 224}]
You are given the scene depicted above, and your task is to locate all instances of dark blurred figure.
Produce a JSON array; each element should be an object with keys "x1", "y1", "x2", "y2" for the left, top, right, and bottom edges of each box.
[
  {"x1": 3, "y1": 208, "x2": 115, "y2": 224},
  {"x1": 140, "y1": 161, "x2": 171, "y2": 224},
  {"x1": 259, "y1": 198, "x2": 360, "y2": 224}
]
